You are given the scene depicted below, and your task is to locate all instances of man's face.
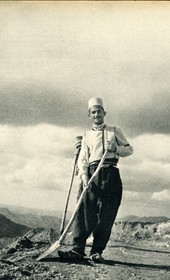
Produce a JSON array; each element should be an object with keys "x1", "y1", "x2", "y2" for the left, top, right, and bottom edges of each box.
[{"x1": 88, "y1": 105, "x2": 106, "y2": 125}]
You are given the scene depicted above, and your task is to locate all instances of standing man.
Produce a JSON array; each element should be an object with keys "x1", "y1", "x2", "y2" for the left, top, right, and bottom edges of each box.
[{"x1": 58, "y1": 97, "x2": 133, "y2": 262}]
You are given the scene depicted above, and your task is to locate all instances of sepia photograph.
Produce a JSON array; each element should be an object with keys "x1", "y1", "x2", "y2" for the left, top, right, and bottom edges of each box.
[{"x1": 0, "y1": 1, "x2": 169, "y2": 279}]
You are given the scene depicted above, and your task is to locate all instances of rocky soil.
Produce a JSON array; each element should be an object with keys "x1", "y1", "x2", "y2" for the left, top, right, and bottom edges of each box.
[{"x1": 0, "y1": 228, "x2": 170, "y2": 280}]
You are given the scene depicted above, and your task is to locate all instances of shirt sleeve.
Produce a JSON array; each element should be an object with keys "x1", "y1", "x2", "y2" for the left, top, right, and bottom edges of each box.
[
  {"x1": 77, "y1": 134, "x2": 90, "y2": 177},
  {"x1": 115, "y1": 127, "x2": 133, "y2": 157}
]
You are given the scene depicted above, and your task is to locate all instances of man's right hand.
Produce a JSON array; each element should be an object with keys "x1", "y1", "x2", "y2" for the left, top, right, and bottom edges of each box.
[{"x1": 81, "y1": 174, "x2": 89, "y2": 187}]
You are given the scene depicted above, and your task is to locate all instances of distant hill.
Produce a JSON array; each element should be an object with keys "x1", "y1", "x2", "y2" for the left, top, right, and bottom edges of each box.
[
  {"x1": 1, "y1": 207, "x2": 169, "y2": 232},
  {"x1": 0, "y1": 214, "x2": 30, "y2": 238},
  {"x1": 0, "y1": 207, "x2": 63, "y2": 249},
  {"x1": 0, "y1": 207, "x2": 62, "y2": 231},
  {"x1": 111, "y1": 215, "x2": 170, "y2": 244},
  {"x1": 116, "y1": 215, "x2": 170, "y2": 224},
  {"x1": 0, "y1": 204, "x2": 64, "y2": 217},
  {"x1": 0, "y1": 207, "x2": 16, "y2": 222}
]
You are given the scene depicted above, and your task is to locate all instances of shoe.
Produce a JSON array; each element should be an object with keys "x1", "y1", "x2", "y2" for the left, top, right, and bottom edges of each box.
[
  {"x1": 58, "y1": 249, "x2": 84, "y2": 260},
  {"x1": 90, "y1": 252, "x2": 104, "y2": 263}
]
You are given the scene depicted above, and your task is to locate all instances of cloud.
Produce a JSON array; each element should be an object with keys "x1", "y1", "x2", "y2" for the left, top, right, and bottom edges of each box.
[
  {"x1": 0, "y1": 84, "x2": 169, "y2": 137},
  {"x1": 0, "y1": 124, "x2": 82, "y2": 192},
  {"x1": 151, "y1": 189, "x2": 170, "y2": 202},
  {"x1": 0, "y1": 123, "x2": 169, "y2": 216},
  {"x1": 117, "y1": 91, "x2": 170, "y2": 136},
  {"x1": 0, "y1": 123, "x2": 83, "y2": 212},
  {"x1": 131, "y1": 133, "x2": 170, "y2": 163},
  {"x1": 0, "y1": 2, "x2": 170, "y2": 136},
  {"x1": 0, "y1": 187, "x2": 77, "y2": 212},
  {"x1": 117, "y1": 189, "x2": 170, "y2": 218},
  {"x1": 123, "y1": 190, "x2": 151, "y2": 202},
  {"x1": 0, "y1": 86, "x2": 88, "y2": 127},
  {"x1": 119, "y1": 134, "x2": 170, "y2": 192}
]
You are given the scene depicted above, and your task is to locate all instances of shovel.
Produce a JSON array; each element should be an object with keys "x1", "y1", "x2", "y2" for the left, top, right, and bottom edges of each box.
[
  {"x1": 59, "y1": 136, "x2": 82, "y2": 236},
  {"x1": 37, "y1": 150, "x2": 107, "y2": 261}
]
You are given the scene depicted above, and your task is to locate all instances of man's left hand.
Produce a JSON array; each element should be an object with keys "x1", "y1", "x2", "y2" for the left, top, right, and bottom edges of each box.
[{"x1": 105, "y1": 141, "x2": 116, "y2": 152}]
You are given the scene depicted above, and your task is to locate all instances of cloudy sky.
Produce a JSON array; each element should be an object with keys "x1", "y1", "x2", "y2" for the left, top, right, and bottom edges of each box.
[{"x1": 0, "y1": 1, "x2": 169, "y2": 218}]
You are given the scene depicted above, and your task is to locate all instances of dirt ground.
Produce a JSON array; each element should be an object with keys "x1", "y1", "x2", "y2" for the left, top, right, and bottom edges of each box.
[
  {"x1": 1, "y1": 242, "x2": 169, "y2": 280},
  {"x1": 39, "y1": 244, "x2": 170, "y2": 280}
]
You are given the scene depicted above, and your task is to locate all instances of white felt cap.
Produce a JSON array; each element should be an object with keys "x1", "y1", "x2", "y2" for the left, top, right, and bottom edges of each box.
[{"x1": 88, "y1": 97, "x2": 104, "y2": 110}]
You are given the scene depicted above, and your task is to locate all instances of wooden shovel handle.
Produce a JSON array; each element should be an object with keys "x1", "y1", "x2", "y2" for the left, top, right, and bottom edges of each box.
[{"x1": 58, "y1": 150, "x2": 107, "y2": 244}]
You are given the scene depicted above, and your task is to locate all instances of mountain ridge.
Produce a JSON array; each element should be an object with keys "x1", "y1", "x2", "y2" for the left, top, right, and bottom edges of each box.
[
  {"x1": 0, "y1": 207, "x2": 62, "y2": 230},
  {"x1": 0, "y1": 214, "x2": 30, "y2": 238},
  {"x1": 116, "y1": 215, "x2": 170, "y2": 224}
]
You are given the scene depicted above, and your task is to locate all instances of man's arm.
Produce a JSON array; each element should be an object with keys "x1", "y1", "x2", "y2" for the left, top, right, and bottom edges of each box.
[
  {"x1": 77, "y1": 134, "x2": 89, "y2": 186},
  {"x1": 115, "y1": 127, "x2": 133, "y2": 157}
]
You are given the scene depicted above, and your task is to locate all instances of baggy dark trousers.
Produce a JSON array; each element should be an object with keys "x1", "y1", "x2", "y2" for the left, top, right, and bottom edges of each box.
[{"x1": 72, "y1": 165, "x2": 123, "y2": 255}]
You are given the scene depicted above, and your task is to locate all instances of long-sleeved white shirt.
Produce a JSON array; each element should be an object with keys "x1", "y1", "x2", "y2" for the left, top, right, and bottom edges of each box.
[{"x1": 77, "y1": 125, "x2": 133, "y2": 177}]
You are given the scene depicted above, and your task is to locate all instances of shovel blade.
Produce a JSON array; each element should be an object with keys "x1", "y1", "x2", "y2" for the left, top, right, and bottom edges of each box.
[{"x1": 36, "y1": 240, "x2": 61, "y2": 261}]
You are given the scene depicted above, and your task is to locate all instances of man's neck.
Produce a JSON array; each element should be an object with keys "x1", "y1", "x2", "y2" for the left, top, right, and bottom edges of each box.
[{"x1": 92, "y1": 123, "x2": 106, "y2": 131}]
